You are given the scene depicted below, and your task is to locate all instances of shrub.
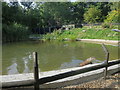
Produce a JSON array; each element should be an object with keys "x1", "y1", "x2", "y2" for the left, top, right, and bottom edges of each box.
[
  {"x1": 102, "y1": 23, "x2": 110, "y2": 28},
  {"x1": 2, "y1": 23, "x2": 29, "y2": 43}
]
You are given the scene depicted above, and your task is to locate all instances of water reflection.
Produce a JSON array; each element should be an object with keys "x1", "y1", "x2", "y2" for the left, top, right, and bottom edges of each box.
[
  {"x1": 60, "y1": 59, "x2": 83, "y2": 69},
  {"x1": 2, "y1": 41, "x2": 119, "y2": 75},
  {"x1": 60, "y1": 58, "x2": 102, "y2": 69},
  {"x1": 22, "y1": 52, "x2": 32, "y2": 73},
  {"x1": 7, "y1": 60, "x2": 19, "y2": 75},
  {"x1": 7, "y1": 53, "x2": 33, "y2": 75},
  {"x1": 23, "y1": 57, "x2": 30, "y2": 73}
]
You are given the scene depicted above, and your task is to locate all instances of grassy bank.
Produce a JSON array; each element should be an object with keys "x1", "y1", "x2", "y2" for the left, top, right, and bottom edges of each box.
[{"x1": 31, "y1": 25, "x2": 119, "y2": 41}]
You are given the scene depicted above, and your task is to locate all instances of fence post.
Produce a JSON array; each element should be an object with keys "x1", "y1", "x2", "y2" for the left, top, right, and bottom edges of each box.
[
  {"x1": 33, "y1": 52, "x2": 39, "y2": 90},
  {"x1": 102, "y1": 44, "x2": 109, "y2": 79}
]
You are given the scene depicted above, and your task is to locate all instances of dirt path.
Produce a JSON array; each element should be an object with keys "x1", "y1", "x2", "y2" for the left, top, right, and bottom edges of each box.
[
  {"x1": 64, "y1": 73, "x2": 120, "y2": 89},
  {"x1": 76, "y1": 39, "x2": 119, "y2": 45}
]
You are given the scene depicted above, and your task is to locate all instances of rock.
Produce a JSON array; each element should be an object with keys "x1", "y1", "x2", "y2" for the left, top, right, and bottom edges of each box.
[
  {"x1": 80, "y1": 57, "x2": 96, "y2": 66},
  {"x1": 82, "y1": 30, "x2": 86, "y2": 32}
]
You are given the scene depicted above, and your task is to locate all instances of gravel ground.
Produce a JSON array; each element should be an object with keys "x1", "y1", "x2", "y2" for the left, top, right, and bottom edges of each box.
[
  {"x1": 2, "y1": 73, "x2": 120, "y2": 90},
  {"x1": 64, "y1": 73, "x2": 120, "y2": 89}
]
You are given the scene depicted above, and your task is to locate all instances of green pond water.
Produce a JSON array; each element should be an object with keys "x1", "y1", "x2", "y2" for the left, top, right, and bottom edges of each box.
[{"x1": 2, "y1": 41, "x2": 119, "y2": 75}]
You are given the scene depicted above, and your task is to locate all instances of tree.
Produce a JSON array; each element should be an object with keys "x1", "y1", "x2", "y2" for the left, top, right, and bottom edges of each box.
[
  {"x1": 110, "y1": 2, "x2": 120, "y2": 10},
  {"x1": 70, "y1": 2, "x2": 86, "y2": 24},
  {"x1": 2, "y1": 2, "x2": 29, "y2": 42},
  {"x1": 96, "y1": 2, "x2": 111, "y2": 21},
  {"x1": 104, "y1": 9, "x2": 120, "y2": 23},
  {"x1": 84, "y1": 6, "x2": 101, "y2": 24}
]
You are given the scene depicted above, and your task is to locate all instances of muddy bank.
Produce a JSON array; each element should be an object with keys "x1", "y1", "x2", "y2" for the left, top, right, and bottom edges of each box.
[{"x1": 76, "y1": 39, "x2": 119, "y2": 45}]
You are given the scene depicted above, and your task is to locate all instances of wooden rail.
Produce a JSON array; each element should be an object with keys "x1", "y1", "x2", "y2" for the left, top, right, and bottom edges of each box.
[
  {"x1": 33, "y1": 53, "x2": 120, "y2": 89},
  {"x1": 33, "y1": 44, "x2": 119, "y2": 90},
  {"x1": 37, "y1": 60, "x2": 120, "y2": 85},
  {"x1": 1, "y1": 60, "x2": 120, "y2": 89}
]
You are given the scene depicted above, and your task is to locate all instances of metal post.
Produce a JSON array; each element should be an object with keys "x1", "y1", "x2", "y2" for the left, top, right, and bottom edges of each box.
[
  {"x1": 102, "y1": 44, "x2": 109, "y2": 79},
  {"x1": 33, "y1": 52, "x2": 39, "y2": 90}
]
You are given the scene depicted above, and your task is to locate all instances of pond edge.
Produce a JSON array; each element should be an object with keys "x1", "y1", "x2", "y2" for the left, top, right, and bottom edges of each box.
[{"x1": 1, "y1": 59, "x2": 120, "y2": 88}]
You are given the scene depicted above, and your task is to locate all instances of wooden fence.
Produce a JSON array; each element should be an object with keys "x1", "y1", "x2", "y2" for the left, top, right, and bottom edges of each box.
[{"x1": 33, "y1": 44, "x2": 120, "y2": 90}]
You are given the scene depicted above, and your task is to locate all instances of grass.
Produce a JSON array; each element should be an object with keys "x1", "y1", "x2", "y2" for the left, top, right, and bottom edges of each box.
[{"x1": 30, "y1": 25, "x2": 119, "y2": 41}]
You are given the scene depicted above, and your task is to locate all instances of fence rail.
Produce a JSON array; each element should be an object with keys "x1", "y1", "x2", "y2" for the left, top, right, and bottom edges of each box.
[
  {"x1": 37, "y1": 60, "x2": 120, "y2": 85},
  {"x1": 33, "y1": 43, "x2": 120, "y2": 90}
]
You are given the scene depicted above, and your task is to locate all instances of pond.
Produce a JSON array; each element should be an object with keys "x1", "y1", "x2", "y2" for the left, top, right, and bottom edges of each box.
[{"x1": 2, "y1": 41, "x2": 118, "y2": 75}]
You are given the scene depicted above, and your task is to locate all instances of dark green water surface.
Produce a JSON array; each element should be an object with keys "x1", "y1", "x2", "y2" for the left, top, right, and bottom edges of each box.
[{"x1": 2, "y1": 41, "x2": 118, "y2": 75}]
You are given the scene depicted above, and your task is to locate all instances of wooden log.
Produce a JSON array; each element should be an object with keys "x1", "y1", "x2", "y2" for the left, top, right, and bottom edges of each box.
[
  {"x1": 33, "y1": 52, "x2": 39, "y2": 90},
  {"x1": 80, "y1": 57, "x2": 96, "y2": 66}
]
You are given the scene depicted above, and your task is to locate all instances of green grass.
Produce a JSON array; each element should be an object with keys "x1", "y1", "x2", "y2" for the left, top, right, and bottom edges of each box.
[{"x1": 30, "y1": 25, "x2": 119, "y2": 41}]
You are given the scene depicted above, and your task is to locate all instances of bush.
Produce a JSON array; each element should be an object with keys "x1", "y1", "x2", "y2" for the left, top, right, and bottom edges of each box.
[
  {"x1": 102, "y1": 23, "x2": 110, "y2": 28},
  {"x1": 2, "y1": 23, "x2": 29, "y2": 43}
]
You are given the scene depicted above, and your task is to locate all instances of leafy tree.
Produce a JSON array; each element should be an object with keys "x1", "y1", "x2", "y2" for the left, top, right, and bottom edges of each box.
[
  {"x1": 2, "y1": 2, "x2": 30, "y2": 42},
  {"x1": 104, "y1": 9, "x2": 120, "y2": 23},
  {"x1": 3, "y1": 1, "x2": 117, "y2": 42},
  {"x1": 84, "y1": 6, "x2": 101, "y2": 24},
  {"x1": 41, "y1": 2, "x2": 72, "y2": 26},
  {"x1": 20, "y1": 2, "x2": 33, "y2": 9},
  {"x1": 110, "y1": 2, "x2": 120, "y2": 10},
  {"x1": 70, "y1": 2, "x2": 86, "y2": 24},
  {"x1": 96, "y1": 2, "x2": 111, "y2": 21},
  {"x1": 2, "y1": 2, "x2": 19, "y2": 24}
]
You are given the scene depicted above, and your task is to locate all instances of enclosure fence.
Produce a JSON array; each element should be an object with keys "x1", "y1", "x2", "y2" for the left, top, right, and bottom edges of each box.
[{"x1": 33, "y1": 44, "x2": 120, "y2": 90}]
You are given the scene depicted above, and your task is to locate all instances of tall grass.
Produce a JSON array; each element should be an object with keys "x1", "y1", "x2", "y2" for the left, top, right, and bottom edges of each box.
[{"x1": 2, "y1": 23, "x2": 30, "y2": 43}]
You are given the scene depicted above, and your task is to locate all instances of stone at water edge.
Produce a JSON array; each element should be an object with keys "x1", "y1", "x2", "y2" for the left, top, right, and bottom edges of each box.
[{"x1": 80, "y1": 57, "x2": 96, "y2": 66}]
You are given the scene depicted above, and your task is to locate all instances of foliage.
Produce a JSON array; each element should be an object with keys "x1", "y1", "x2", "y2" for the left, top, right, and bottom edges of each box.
[
  {"x1": 101, "y1": 23, "x2": 110, "y2": 28},
  {"x1": 84, "y1": 6, "x2": 101, "y2": 24},
  {"x1": 104, "y1": 9, "x2": 120, "y2": 23},
  {"x1": 2, "y1": 2, "x2": 119, "y2": 43},
  {"x1": 2, "y1": 2, "x2": 30, "y2": 43},
  {"x1": 96, "y1": 2, "x2": 111, "y2": 21},
  {"x1": 2, "y1": 23, "x2": 29, "y2": 43},
  {"x1": 31, "y1": 25, "x2": 118, "y2": 41},
  {"x1": 110, "y1": 2, "x2": 120, "y2": 10},
  {"x1": 69, "y1": 2, "x2": 86, "y2": 24}
]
